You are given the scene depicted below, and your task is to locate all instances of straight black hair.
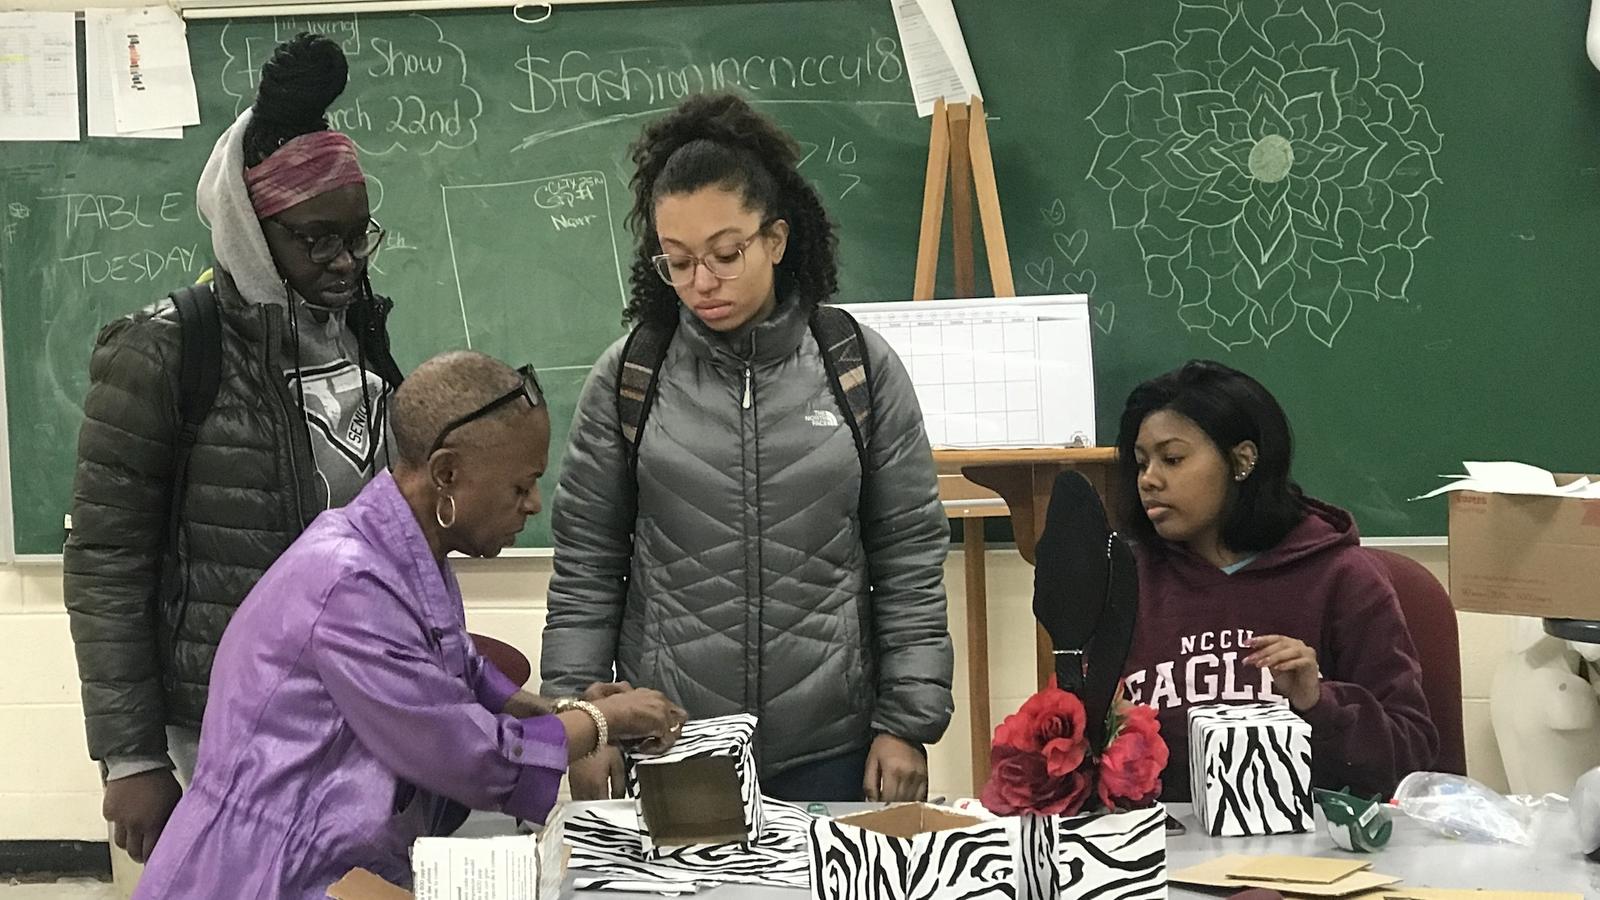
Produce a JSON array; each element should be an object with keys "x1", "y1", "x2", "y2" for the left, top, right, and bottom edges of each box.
[{"x1": 1116, "y1": 360, "x2": 1305, "y2": 553}]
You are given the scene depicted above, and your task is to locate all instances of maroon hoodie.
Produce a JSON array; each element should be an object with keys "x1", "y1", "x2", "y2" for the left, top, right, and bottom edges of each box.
[{"x1": 1122, "y1": 498, "x2": 1438, "y2": 801}]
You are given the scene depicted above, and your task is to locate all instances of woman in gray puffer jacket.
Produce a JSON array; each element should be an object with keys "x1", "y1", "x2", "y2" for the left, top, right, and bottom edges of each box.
[{"x1": 541, "y1": 94, "x2": 954, "y2": 803}]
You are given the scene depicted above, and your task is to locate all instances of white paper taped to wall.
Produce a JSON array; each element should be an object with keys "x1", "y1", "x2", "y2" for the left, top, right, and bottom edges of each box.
[
  {"x1": 0, "y1": 11, "x2": 80, "y2": 142},
  {"x1": 889, "y1": 0, "x2": 981, "y2": 116}
]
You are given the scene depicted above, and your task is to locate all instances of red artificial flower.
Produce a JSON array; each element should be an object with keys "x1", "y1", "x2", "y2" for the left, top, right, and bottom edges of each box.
[
  {"x1": 980, "y1": 745, "x2": 1093, "y2": 817},
  {"x1": 1095, "y1": 703, "x2": 1168, "y2": 811},
  {"x1": 992, "y1": 684, "x2": 1089, "y2": 765}
]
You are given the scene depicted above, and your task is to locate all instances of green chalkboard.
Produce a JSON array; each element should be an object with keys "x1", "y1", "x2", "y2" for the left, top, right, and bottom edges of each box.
[{"x1": 2, "y1": 0, "x2": 1597, "y2": 554}]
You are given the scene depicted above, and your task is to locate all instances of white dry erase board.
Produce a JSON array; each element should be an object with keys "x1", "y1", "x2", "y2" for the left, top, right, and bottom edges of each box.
[{"x1": 835, "y1": 295, "x2": 1095, "y2": 449}]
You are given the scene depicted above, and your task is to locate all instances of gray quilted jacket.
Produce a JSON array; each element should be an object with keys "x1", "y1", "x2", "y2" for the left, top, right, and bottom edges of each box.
[{"x1": 541, "y1": 297, "x2": 954, "y2": 775}]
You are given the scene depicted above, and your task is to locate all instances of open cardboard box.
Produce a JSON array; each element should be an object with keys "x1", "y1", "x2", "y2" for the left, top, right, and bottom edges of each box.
[
  {"x1": 633, "y1": 754, "x2": 748, "y2": 847},
  {"x1": 1447, "y1": 473, "x2": 1600, "y2": 619},
  {"x1": 833, "y1": 801, "x2": 988, "y2": 837},
  {"x1": 808, "y1": 802, "x2": 1168, "y2": 900},
  {"x1": 625, "y1": 713, "x2": 763, "y2": 856}
]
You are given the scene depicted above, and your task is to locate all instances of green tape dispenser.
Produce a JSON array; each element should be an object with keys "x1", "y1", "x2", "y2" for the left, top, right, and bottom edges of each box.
[{"x1": 1314, "y1": 787, "x2": 1393, "y2": 852}]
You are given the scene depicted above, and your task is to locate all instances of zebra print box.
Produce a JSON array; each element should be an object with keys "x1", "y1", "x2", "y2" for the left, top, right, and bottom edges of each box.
[
  {"x1": 624, "y1": 713, "x2": 763, "y2": 858},
  {"x1": 807, "y1": 802, "x2": 1168, "y2": 899},
  {"x1": 1187, "y1": 702, "x2": 1314, "y2": 836}
]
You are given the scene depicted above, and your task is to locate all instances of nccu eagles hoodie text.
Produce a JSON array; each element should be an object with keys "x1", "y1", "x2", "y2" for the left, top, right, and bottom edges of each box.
[{"x1": 1121, "y1": 498, "x2": 1439, "y2": 801}]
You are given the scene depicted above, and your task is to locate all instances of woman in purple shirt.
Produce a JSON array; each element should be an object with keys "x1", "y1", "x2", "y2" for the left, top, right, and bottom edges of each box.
[{"x1": 132, "y1": 351, "x2": 686, "y2": 898}]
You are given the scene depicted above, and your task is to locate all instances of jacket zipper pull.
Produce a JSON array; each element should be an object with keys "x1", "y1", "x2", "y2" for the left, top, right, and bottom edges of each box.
[{"x1": 742, "y1": 365, "x2": 752, "y2": 410}]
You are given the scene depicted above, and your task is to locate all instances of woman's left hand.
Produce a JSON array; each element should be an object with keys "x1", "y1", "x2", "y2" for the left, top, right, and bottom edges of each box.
[
  {"x1": 1245, "y1": 634, "x2": 1322, "y2": 711},
  {"x1": 864, "y1": 733, "x2": 927, "y2": 802}
]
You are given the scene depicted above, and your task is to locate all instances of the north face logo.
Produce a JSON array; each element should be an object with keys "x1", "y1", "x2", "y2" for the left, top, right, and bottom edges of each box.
[{"x1": 805, "y1": 409, "x2": 840, "y2": 428}]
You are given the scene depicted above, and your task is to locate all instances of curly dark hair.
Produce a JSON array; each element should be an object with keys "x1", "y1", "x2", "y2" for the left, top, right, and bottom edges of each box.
[
  {"x1": 623, "y1": 93, "x2": 839, "y2": 328},
  {"x1": 243, "y1": 33, "x2": 348, "y2": 167}
]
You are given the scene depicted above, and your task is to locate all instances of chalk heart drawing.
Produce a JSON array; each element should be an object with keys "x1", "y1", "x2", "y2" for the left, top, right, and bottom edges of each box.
[
  {"x1": 1093, "y1": 299, "x2": 1116, "y2": 335},
  {"x1": 1085, "y1": 0, "x2": 1441, "y2": 349},
  {"x1": 1063, "y1": 270, "x2": 1098, "y2": 296},
  {"x1": 1025, "y1": 256, "x2": 1057, "y2": 291},
  {"x1": 1054, "y1": 229, "x2": 1090, "y2": 265}
]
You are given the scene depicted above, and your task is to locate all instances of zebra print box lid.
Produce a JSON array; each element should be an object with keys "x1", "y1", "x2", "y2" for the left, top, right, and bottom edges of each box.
[
  {"x1": 624, "y1": 714, "x2": 763, "y2": 857},
  {"x1": 1187, "y1": 702, "x2": 1314, "y2": 837}
]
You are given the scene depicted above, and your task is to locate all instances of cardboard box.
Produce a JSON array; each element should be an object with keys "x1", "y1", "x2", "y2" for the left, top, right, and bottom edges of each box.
[
  {"x1": 807, "y1": 802, "x2": 1167, "y2": 900},
  {"x1": 1447, "y1": 477, "x2": 1600, "y2": 619},
  {"x1": 327, "y1": 816, "x2": 565, "y2": 900},
  {"x1": 1189, "y1": 703, "x2": 1313, "y2": 836},
  {"x1": 624, "y1": 713, "x2": 762, "y2": 857}
]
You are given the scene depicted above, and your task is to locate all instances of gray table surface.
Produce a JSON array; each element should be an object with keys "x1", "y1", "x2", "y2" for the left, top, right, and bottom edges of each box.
[{"x1": 462, "y1": 802, "x2": 1600, "y2": 897}]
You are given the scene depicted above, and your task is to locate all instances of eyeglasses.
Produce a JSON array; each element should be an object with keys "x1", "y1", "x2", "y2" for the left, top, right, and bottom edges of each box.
[
  {"x1": 651, "y1": 222, "x2": 774, "y2": 287},
  {"x1": 270, "y1": 217, "x2": 385, "y2": 265},
  {"x1": 428, "y1": 364, "x2": 544, "y2": 457}
]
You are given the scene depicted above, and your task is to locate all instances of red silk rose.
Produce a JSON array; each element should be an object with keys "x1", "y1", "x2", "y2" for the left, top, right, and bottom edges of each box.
[
  {"x1": 1096, "y1": 703, "x2": 1168, "y2": 810},
  {"x1": 980, "y1": 746, "x2": 1093, "y2": 817},
  {"x1": 983, "y1": 680, "x2": 1167, "y2": 818},
  {"x1": 992, "y1": 682, "x2": 1088, "y2": 760}
]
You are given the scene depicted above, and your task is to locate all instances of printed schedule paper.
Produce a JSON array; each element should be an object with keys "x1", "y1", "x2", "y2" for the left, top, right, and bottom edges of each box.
[
  {"x1": 835, "y1": 295, "x2": 1096, "y2": 449},
  {"x1": 0, "y1": 11, "x2": 79, "y2": 142}
]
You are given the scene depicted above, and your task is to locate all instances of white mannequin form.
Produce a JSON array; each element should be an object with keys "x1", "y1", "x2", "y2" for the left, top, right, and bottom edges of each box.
[
  {"x1": 1489, "y1": 618, "x2": 1600, "y2": 796},
  {"x1": 1588, "y1": 0, "x2": 1600, "y2": 71}
]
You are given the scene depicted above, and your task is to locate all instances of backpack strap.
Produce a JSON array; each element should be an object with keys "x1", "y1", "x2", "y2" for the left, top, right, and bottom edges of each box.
[
  {"x1": 810, "y1": 305, "x2": 874, "y2": 473},
  {"x1": 162, "y1": 281, "x2": 221, "y2": 652},
  {"x1": 167, "y1": 282, "x2": 221, "y2": 556},
  {"x1": 615, "y1": 317, "x2": 677, "y2": 476}
]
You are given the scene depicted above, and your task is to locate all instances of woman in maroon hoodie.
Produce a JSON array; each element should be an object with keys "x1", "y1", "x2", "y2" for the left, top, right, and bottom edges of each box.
[{"x1": 1116, "y1": 360, "x2": 1438, "y2": 801}]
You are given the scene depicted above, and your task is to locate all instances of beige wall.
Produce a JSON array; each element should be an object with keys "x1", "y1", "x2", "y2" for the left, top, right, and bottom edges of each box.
[{"x1": 0, "y1": 544, "x2": 1515, "y2": 841}]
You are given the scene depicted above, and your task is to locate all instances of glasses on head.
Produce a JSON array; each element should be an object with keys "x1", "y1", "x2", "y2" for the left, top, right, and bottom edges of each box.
[
  {"x1": 428, "y1": 364, "x2": 544, "y2": 458},
  {"x1": 651, "y1": 222, "x2": 774, "y2": 287},
  {"x1": 271, "y1": 217, "x2": 385, "y2": 265}
]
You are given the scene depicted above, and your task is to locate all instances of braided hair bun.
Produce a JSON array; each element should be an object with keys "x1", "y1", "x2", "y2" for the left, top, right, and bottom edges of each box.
[{"x1": 243, "y1": 33, "x2": 349, "y2": 167}]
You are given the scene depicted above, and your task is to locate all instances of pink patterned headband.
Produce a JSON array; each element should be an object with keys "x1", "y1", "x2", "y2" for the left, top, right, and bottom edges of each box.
[{"x1": 244, "y1": 130, "x2": 365, "y2": 219}]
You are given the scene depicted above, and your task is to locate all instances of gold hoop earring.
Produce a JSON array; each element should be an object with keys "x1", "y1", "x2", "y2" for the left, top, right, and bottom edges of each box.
[{"x1": 435, "y1": 494, "x2": 457, "y2": 529}]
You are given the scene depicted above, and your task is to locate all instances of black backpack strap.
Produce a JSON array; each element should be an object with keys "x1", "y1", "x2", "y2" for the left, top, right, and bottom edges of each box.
[
  {"x1": 615, "y1": 318, "x2": 677, "y2": 476},
  {"x1": 810, "y1": 305, "x2": 874, "y2": 474},
  {"x1": 167, "y1": 282, "x2": 221, "y2": 559}
]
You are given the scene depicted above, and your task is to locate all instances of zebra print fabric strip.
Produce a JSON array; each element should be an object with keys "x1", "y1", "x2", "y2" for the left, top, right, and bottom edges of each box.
[{"x1": 565, "y1": 798, "x2": 813, "y2": 891}]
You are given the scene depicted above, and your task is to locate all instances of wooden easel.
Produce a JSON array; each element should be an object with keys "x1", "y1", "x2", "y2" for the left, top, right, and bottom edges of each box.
[
  {"x1": 913, "y1": 97, "x2": 1015, "y2": 302},
  {"x1": 912, "y1": 95, "x2": 1017, "y2": 793},
  {"x1": 915, "y1": 98, "x2": 1124, "y2": 795}
]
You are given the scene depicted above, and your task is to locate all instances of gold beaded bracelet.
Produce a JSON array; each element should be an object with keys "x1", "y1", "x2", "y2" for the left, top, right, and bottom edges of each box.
[{"x1": 553, "y1": 698, "x2": 608, "y2": 760}]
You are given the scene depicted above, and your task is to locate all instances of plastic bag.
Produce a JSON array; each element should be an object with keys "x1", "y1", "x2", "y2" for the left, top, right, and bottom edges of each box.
[{"x1": 1393, "y1": 772, "x2": 1540, "y2": 845}]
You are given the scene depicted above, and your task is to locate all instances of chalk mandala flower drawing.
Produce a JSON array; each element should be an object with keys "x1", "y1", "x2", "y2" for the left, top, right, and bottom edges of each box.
[{"x1": 1086, "y1": 0, "x2": 1441, "y2": 348}]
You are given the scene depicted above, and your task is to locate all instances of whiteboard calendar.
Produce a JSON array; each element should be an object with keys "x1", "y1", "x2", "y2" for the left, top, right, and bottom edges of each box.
[{"x1": 836, "y1": 295, "x2": 1096, "y2": 449}]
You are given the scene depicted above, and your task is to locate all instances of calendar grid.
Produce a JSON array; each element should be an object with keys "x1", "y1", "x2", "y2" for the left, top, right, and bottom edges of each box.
[{"x1": 840, "y1": 297, "x2": 1096, "y2": 449}]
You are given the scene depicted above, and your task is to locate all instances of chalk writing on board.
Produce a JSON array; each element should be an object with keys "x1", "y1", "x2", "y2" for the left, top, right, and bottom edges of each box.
[
  {"x1": 32, "y1": 191, "x2": 201, "y2": 288},
  {"x1": 36, "y1": 191, "x2": 186, "y2": 237},
  {"x1": 271, "y1": 15, "x2": 359, "y2": 54},
  {"x1": 1085, "y1": 0, "x2": 1440, "y2": 349},
  {"x1": 59, "y1": 244, "x2": 202, "y2": 287},
  {"x1": 222, "y1": 14, "x2": 483, "y2": 156},
  {"x1": 440, "y1": 172, "x2": 626, "y2": 359},
  {"x1": 510, "y1": 39, "x2": 906, "y2": 117},
  {"x1": 366, "y1": 229, "x2": 418, "y2": 277},
  {"x1": 796, "y1": 135, "x2": 865, "y2": 202}
]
